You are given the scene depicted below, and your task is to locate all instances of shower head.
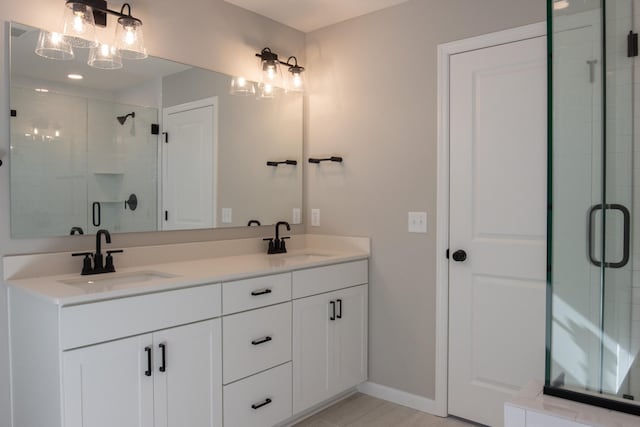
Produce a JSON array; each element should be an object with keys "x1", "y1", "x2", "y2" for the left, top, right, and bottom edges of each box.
[{"x1": 116, "y1": 112, "x2": 135, "y2": 125}]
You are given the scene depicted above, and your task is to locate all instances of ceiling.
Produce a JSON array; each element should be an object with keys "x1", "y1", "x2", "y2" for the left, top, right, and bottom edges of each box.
[{"x1": 224, "y1": 0, "x2": 411, "y2": 33}]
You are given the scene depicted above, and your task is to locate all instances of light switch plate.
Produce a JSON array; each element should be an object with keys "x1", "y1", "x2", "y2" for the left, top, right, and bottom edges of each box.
[
  {"x1": 311, "y1": 209, "x2": 320, "y2": 227},
  {"x1": 292, "y1": 208, "x2": 301, "y2": 225},
  {"x1": 408, "y1": 212, "x2": 427, "y2": 233},
  {"x1": 222, "y1": 208, "x2": 232, "y2": 224}
]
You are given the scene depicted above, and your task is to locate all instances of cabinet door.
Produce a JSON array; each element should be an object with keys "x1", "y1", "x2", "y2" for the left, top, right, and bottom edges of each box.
[
  {"x1": 292, "y1": 293, "x2": 333, "y2": 413},
  {"x1": 153, "y1": 319, "x2": 222, "y2": 427},
  {"x1": 331, "y1": 285, "x2": 368, "y2": 393},
  {"x1": 62, "y1": 334, "x2": 154, "y2": 427}
]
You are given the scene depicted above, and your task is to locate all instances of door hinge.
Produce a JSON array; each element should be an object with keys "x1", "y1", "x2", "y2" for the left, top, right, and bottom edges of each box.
[
  {"x1": 10, "y1": 109, "x2": 16, "y2": 117},
  {"x1": 446, "y1": 249, "x2": 450, "y2": 259},
  {"x1": 164, "y1": 210, "x2": 168, "y2": 221},
  {"x1": 628, "y1": 31, "x2": 638, "y2": 57},
  {"x1": 162, "y1": 132, "x2": 169, "y2": 143},
  {"x1": 151, "y1": 124, "x2": 159, "y2": 135}
]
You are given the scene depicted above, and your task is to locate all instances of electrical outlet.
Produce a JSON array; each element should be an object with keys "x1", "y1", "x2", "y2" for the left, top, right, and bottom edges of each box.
[
  {"x1": 311, "y1": 209, "x2": 320, "y2": 227},
  {"x1": 222, "y1": 208, "x2": 232, "y2": 224},
  {"x1": 408, "y1": 212, "x2": 427, "y2": 233},
  {"x1": 292, "y1": 208, "x2": 301, "y2": 224}
]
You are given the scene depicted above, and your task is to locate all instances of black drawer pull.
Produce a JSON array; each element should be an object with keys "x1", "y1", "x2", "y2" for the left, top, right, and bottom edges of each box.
[
  {"x1": 251, "y1": 336, "x2": 273, "y2": 346},
  {"x1": 330, "y1": 300, "x2": 336, "y2": 321},
  {"x1": 159, "y1": 343, "x2": 166, "y2": 372},
  {"x1": 251, "y1": 288, "x2": 272, "y2": 296},
  {"x1": 144, "y1": 347, "x2": 152, "y2": 377},
  {"x1": 251, "y1": 398, "x2": 272, "y2": 410},
  {"x1": 337, "y1": 299, "x2": 343, "y2": 319}
]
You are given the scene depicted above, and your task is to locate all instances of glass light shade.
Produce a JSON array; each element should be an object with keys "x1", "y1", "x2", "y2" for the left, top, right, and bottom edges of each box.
[
  {"x1": 114, "y1": 16, "x2": 147, "y2": 59},
  {"x1": 35, "y1": 31, "x2": 74, "y2": 60},
  {"x1": 286, "y1": 68, "x2": 305, "y2": 93},
  {"x1": 257, "y1": 82, "x2": 277, "y2": 100},
  {"x1": 88, "y1": 43, "x2": 123, "y2": 70},
  {"x1": 260, "y1": 59, "x2": 282, "y2": 87},
  {"x1": 62, "y1": 1, "x2": 98, "y2": 48},
  {"x1": 230, "y1": 76, "x2": 256, "y2": 96}
]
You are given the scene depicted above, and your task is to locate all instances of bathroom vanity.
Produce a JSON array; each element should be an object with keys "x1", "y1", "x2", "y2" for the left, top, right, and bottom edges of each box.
[{"x1": 5, "y1": 235, "x2": 369, "y2": 427}]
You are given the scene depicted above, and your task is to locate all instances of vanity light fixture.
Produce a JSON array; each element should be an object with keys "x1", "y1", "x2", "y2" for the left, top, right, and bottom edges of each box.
[
  {"x1": 36, "y1": 0, "x2": 147, "y2": 68},
  {"x1": 255, "y1": 47, "x2": 306, "y2": 93}
]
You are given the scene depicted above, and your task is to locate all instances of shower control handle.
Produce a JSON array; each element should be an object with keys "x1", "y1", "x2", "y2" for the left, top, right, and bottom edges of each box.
[{"x1": 452, "y1": 250, "x2": 467, "y2": 262}]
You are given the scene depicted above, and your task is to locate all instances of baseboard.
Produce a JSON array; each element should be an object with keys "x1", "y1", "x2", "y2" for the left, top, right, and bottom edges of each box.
[{"x1": 357, "y1": 381, "x2": 442, "y2": 416}]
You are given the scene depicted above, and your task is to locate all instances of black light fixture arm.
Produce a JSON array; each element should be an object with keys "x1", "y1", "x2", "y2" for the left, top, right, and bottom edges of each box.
[
  {"x1": 256, "y1": 47, "x2": 305, "y2": 70},
  {"x1": 308, "y1": 156, "x2": 343, "y2": 164},
  {"x1": 66, "y1": 0, "x2": 141, "y2": 27}
]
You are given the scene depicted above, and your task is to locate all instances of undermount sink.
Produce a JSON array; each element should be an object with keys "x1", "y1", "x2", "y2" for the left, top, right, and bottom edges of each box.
[{"x1": 60, "y1": 271, "x2": 177, "y2": 289}]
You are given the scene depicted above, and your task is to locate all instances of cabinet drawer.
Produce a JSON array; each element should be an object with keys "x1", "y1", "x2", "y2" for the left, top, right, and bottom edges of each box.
[
  {"x1": 292, "y1": 260, "x2": 368, "y2": 299},
  {"x1": 222, "y1": 273, "x2": 291, "y2": 315},
  {"x1": 224, "y1": 362, "x2": 292, "y2": 427},
  {"x1": 60, "y1": 284, "x2": 221, "y2": 350},
  {"x1": 223, "y1": 302, "x2": 291, "y2": 384}
]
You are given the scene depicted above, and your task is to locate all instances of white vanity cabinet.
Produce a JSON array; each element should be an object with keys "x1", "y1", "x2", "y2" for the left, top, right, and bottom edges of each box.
[
  {"x1": 8, "y1": 282, "x2": 223, "y2": 427},
  {"x1": 8, "y1": 254, "x2": 368, "y2": 427},
  {"x1": 292, "y1": 261, "x2": 369, "y2": 414},
  {"x1": 62, "y1": 319, "x2": 222, "y2": 427}
]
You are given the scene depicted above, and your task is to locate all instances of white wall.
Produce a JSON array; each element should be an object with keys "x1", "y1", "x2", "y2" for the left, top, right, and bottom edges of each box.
[
  {"x1": 0, "y1": 1, "x2": 304, "y2": 425},
  {"x1": 304, "y1": 0, "x2": 545, "y2": 400}
]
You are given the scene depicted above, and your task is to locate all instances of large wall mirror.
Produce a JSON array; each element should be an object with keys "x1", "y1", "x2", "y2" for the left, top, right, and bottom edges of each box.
[{"x1": 9, "y1": 22, "x2": 303, "y2": 238}]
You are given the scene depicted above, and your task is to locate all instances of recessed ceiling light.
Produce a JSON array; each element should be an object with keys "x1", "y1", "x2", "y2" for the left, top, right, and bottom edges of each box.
[
  {"x1": 34, "y1": 88, "x2": 49, "y2": 93},
  {"x1": 67, "y1": 73, "x2": 83, "y2": 80}
]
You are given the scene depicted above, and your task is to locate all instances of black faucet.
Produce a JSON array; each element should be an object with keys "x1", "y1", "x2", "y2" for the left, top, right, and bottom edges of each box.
[
  {"x1": 71, "y1": 229, "x2": 123, "y2": 275},
  {"x1": 93, "y1": 229, "x2": 111, "y2": 272},
  {"x1": 264, "y1": 221, "x2": 291, "y2": 254}
]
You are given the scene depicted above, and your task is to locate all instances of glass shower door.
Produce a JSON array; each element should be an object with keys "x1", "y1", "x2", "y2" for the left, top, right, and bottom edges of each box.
[{"x1": 547, "y1": 0, "x2": 639, "y2": 414}]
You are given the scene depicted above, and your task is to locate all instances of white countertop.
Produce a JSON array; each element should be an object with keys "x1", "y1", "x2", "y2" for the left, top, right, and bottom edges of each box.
[{"x1": 6, "y1": 247, "x2": 368, "y2": 306}]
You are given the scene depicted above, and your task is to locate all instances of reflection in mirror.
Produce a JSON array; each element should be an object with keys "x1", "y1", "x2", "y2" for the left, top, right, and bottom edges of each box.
[{"x1": 9, "y1": 22, "x2": 303, "y2": 238}]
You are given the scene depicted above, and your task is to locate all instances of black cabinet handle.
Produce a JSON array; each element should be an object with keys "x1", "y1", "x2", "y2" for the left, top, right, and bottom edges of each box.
[
  {"x1": 251, "y1": 398, "x2": 272, "y2": 410},
  {"x1": 251, "y1": 288, "x2": 272, "y2": 296},
  {"x1": 144, "y1": 347, "x2": 152, "y2": 377},
  {"x1": 159, "y1": 343, "x2": 166, "y2": 372},
  {"x1": 337, "y1": 299, "x2": 343, "y2": 319},
  {"x1": 92, "y1": 202, "x2": 101, "y2": 227},
  {"x1": 330, "y1": 300, "x2": 336, "y2": 321},
  {"x1": 251, "y1": 336, "x2": 273, "y2": 346}
]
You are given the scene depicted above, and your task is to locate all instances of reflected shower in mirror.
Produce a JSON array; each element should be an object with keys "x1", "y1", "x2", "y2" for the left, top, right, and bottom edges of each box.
[{"x1": 9, "y1": 22, "x2": 303, "y2": 238}]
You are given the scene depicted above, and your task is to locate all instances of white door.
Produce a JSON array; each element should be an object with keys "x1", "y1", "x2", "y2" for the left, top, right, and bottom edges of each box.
[
  {"x1": 448, "y1": 36, "x2": 547, "y2": 427},
  {"x1": 162, "y1": 99, "x2": 216, "y2": 230},
  {"x1": 153, "y1": 319, "x2": 222, "y2": 427},
  {"x1": 292, "y1": 293, "x2": 333, "y2": 413},
  {"x1": 331, "y1": 285, "x2": 368, "y2": 393},
  {"x1": 62, "y1": 334, "x2": 154, "y2": 427}
]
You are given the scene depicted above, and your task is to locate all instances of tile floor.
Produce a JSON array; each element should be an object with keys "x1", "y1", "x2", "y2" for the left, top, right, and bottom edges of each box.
[{"x1": 293, "y1": 393, "x2": 480, "y2": 427}]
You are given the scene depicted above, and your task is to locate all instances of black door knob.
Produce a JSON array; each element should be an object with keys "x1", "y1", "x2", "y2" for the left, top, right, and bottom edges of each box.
[{"x1": 452, "y1": 250, "x2": 467, "y2": 262}]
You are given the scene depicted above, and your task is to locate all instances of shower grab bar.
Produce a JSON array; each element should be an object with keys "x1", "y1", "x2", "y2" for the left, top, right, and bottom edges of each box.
[{"x1": 587, "y1": 203, "x2": 630, "y2": 268}]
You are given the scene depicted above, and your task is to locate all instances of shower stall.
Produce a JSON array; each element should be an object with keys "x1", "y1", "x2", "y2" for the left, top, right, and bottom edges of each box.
[{"x1": 546, "y1": 0, "x2": 640, "y2": 415}]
